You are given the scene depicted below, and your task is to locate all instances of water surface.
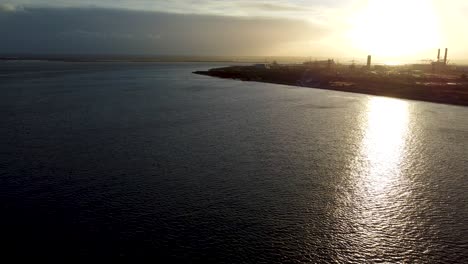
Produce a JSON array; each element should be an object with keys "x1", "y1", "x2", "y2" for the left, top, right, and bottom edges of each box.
[{"x1": 1, "y1": 62, "x2": 467, "y2": 262}]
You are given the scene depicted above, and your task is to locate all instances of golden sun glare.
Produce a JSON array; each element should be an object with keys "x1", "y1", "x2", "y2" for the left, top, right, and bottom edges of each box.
[{"x1": 349, "y1": 0, "x2": 441, "y2": 58}]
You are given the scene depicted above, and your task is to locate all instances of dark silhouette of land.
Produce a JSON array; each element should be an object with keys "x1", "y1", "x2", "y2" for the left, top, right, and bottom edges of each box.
[{"x1": 194, "y1": 63, "x2": 468, "y2": 106}]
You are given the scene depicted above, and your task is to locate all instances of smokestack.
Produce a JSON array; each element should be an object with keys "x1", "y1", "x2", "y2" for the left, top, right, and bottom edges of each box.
[
  {"x1": 444, "y1": 48, "x2": 448, "y2": 65},
  {"x1": 437, "y1": 49, "x2": 440, "y2": 62},
  {"x1": 367, "y1": 55, "x2": 372, "y2": 69}
]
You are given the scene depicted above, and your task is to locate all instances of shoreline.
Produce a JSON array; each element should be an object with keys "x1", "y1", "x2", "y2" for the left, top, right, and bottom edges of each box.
[{"x1": 194, "y1": 65, "x2": 468, "y2": 107}]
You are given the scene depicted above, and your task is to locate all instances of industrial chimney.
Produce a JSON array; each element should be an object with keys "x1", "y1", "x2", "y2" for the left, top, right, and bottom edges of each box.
[
  {"x1": 367, "y1": 55, "x2": 372, "y2": 69},
  {"x1": 444, "y1": 48, "x2": 448, "y2": 65},
  {"x1": 437, "y1": 49, "x2": 440, "y2": 62}
]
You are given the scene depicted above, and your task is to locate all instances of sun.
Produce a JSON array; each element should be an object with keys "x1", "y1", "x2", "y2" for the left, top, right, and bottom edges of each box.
[{"x1": 349, "y1": 0, "x2": 441, "y2": 59}]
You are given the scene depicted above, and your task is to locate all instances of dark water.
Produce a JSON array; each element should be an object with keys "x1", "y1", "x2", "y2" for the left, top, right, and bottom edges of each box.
[{"x1": 1, "y1": 61, "x2": 467, "y2": 262}]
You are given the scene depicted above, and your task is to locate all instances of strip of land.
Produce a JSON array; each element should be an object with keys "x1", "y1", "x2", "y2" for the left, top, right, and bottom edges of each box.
[{"x1": 194, "y1": 64, "x2": 468, "y2": 106}]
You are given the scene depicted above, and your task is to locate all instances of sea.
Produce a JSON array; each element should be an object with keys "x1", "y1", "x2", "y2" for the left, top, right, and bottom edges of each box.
[{"x1": 1, "y1": 61, "x2": 467, "y2": 262}]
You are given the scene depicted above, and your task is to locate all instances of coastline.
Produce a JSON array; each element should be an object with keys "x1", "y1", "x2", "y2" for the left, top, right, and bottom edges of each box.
[{"x1": 194, "y1": 65, "x2": 468, "y2": 107}]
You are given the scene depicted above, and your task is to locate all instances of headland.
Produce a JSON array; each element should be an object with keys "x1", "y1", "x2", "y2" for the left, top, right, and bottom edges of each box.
[{"x1": 194, "y1": 60, "x2": 468, "y2": 106}]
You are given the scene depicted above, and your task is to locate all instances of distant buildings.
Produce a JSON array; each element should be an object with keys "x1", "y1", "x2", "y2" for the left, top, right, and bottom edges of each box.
[
  {"x1": 303, "y1": 59, "x2": 335, "y2": 70},
  {"x1": 432, "y1": 48, "x2": 449, "y2": 72},
  {"x1": 254, "y1": 63, "x2": 270, "y2": 69}
]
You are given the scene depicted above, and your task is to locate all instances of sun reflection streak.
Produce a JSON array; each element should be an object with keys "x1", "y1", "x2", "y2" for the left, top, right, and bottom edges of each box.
[
  {"x1": 361, "y1": 97, "x2": 409, "y2": 193},
  {"x1": 336, "y1": 97, "x2": 412, "y2": 257}
]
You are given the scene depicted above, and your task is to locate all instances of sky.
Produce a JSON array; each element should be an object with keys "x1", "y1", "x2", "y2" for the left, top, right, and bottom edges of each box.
[{"x1": 1, "y1": 0, "x2": 468, "y2": 61}]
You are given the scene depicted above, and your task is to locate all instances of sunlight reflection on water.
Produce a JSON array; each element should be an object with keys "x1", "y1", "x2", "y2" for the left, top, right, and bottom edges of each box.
[
  {"x1": 339, "y1": 97, "x2": 414, "y2": 260},
  {"x1": 361, "y1": 97, "x2": 409, "y2": 193}
]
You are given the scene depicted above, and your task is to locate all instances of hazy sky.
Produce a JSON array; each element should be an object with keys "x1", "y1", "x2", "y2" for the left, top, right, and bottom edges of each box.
[{"x1": 1, "y1": 0, "x2": 468, "y2": 61}]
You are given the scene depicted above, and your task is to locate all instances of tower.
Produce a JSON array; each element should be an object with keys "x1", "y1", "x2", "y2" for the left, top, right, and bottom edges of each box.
[
  {"x1": 444, "y1": 48, "x2": 448, "y2": 65},
  {"x1": 367, "y1": 55, "x2": 372, "y2": 69}
]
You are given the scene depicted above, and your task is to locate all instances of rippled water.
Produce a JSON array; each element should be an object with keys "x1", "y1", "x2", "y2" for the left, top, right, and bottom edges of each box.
[{"x1": 1, "y1": 62, "x2": 467, "y2": 262}]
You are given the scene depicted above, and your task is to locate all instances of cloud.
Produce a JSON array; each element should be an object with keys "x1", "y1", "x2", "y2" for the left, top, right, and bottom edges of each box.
[
  {"x1": 0, "y1": 3, "x2": 18, "y2": 12},
  {"x1": 0, "y1": 7, "x2": 328, "y2": 55},
  {"x1": 235, "y1": 2, "x2": 313, "y2": 12},
  {"x1": 0, "y1": 1, "x2": 348, "y2": 22}
]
